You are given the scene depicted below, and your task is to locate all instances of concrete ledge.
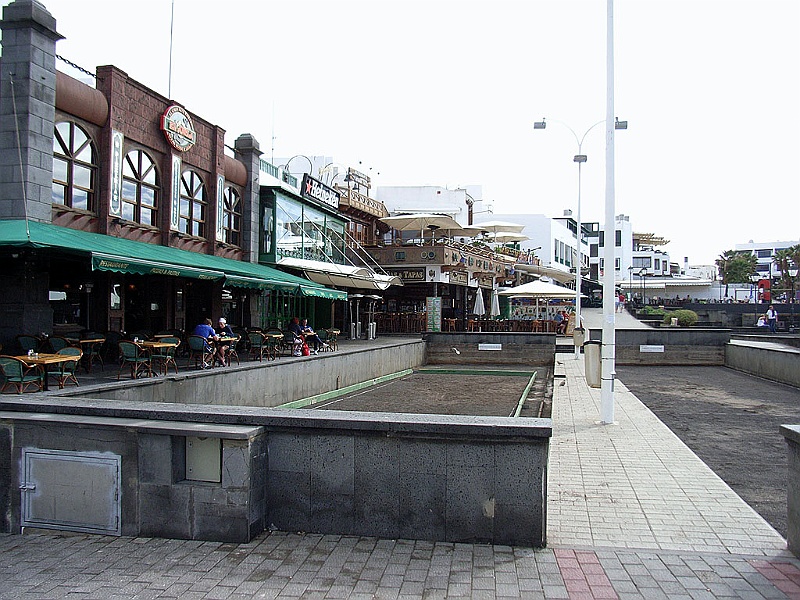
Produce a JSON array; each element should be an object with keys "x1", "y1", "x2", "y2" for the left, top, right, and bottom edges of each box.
[
  {"x1": 51, "y1": 339, "x2": 426, "y2": 407},
  {"x1": 424, "y1": 332, "x2": 555, "y2": 366},
  {"x1": 726, "y1": 340, "x2": 800, "y2": 388},
  {"x1": 0, "y1": 398, "x2": 551, "y2": 547},
  {"x1": 587, "y1": 328, "x2": 730, "y2": 365},
  {"x1": 781, "y1": 424, "x2": 800, "y2": 557}
]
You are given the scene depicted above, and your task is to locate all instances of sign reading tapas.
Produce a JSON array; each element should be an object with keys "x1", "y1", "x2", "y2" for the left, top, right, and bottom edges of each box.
[
  {"x1": 301, "y1": 174, "x2": 340, "y2": 209},
  {"x1": 161, "y1": 105, "x2": 197, "y2": 152}
]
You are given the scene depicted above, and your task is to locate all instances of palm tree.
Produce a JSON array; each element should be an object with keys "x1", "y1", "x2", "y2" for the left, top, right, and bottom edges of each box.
[
  {"x1": 774, "y1": 248, "x2": 795, "y2": 301},
  {"x1": 716, "y1": 250, "x2": 757, "y2": 299}
]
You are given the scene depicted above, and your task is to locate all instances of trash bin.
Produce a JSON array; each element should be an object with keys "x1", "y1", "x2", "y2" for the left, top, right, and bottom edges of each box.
[
  {"x1": 573, "y1": 327, "x2": 585, "y2": 348},
  {"x1": 670, "y1": 317, "x2": 678, "y2": 327},
  {"x1": 583, "y1": 340, "x2": 601, "y2": 388}
]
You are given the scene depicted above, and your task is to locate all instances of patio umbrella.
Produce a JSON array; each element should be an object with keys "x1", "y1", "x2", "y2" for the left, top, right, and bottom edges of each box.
[
  {"x1": 473, "y1": 290, "x2": 486, "y2": 316},
  {"x1": 472, "y1": 220, "x2": 525, "y2": 234},
  {"x1": 488, "y1": 232, "x2": 529, "y2": 244},
  {"x1": 490, "y1": 289, "x2": 501, "y2": 317},
  {"x1": 380, "y1": 213, "x2": 463, "y2": 243},
  {"x1": 498, "y1": 279, "x2": 578, "y2": 299}
]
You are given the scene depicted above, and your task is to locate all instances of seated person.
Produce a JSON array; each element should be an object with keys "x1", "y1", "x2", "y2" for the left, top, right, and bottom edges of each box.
[
  {"x1": 192, "y1": 318, "x2": 219, "y2": 367},
  {"x1": 299, "y1": 318, "x2": 324, "y2": 354},
  {"x1": 757, "y1": 314, "x2": 769, "y2": 328},
  {"x1": 554, "y1": 311, "x2": 566, "y2": 335},
  {"x1": 287, "y1": 317, "x2": 304, "y2": 354},
  {"x1": 215, "y1": 317, "x2": 235, "y2": 365}
]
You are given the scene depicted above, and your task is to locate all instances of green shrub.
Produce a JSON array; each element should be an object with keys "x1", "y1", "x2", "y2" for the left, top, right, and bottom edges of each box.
[
  {"x1": 663, "y1": 309, "x2": 698, "y2": 327},
  {"x1": 639, "y1": 306, "x2": 667, "y2": 318}
]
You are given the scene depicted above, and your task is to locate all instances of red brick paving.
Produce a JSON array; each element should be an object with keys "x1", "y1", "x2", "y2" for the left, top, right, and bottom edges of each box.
[{"x1": 555, "y1": 548, "x2": 619, "y2": 600}]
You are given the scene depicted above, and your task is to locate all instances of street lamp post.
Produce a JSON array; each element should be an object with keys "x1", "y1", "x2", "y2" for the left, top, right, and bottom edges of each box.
[
  {"x1": 534, "y1": 117, "x2": 626, "y2": 360},
  {"x1": 789, "y1": 267, "x2": 798, "y2": 332},
  {"x1": 638, "y1": 267, "x2": 647, "y2": 306}
]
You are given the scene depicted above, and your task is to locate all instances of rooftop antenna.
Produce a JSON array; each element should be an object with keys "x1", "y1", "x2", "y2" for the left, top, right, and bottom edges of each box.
[{"x1": 168, "y1": 0, "x2": 175, "y2": 97}]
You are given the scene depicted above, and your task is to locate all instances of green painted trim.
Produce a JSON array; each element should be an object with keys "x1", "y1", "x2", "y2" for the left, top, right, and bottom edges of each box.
[
  {"x1": 513, "y1": 372, "x2": 538, "y2": 418},
  {"x1": 415, "y1": 367, "x2": 534, "y2": 377},
  {"x1": 277, "y1": 369, "x2": 414, "y2": 409}
]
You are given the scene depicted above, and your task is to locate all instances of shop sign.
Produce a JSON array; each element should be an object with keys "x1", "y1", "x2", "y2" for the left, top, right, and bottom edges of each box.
[
  {"x1": 479, "y1": 276, "x2": 494, "y2": 288},
  {"x1": 109, "y1": 130, "x2": 124, "y2": 216},
  {"x1": 301, "y1": 174, "x2": 340, "y2": 210},
  {"x1": 449, "y1": 271, "x2": 468, "y2": 285},
  {"x1": 345, "y1": 167, "x2": 371, "y2": 190},
  {"x1": 387, "y1": 267, "x2": 425, "y2": 282},
  {"x1": 161, "y1": 105, "x2": 197, "y2": 152}
]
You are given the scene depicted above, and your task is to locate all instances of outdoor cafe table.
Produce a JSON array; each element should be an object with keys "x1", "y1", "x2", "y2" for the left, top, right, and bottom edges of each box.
[{"x1": 15, "y1": 353, "x2": 78, "y2": 391}]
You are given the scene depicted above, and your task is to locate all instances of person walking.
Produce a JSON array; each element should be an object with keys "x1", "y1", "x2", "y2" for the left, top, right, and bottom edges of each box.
[{"x1": 766, "y1": 305, "x2": 779, "y2": 333}]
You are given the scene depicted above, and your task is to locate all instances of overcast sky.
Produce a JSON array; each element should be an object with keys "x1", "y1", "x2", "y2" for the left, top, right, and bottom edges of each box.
[{"x1": 10, "y1": 0, "x2": 799, "y2": 265}]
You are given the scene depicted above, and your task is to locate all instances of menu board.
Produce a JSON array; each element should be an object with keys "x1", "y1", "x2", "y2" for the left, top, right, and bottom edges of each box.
[{"x1": 426, "y1": 297, "x2": 442, "y2": 332}]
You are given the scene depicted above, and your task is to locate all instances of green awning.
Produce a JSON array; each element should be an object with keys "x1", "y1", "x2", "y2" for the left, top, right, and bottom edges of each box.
[{"x1": 0, "y1": 219, "x2": 346, "y2": 299}]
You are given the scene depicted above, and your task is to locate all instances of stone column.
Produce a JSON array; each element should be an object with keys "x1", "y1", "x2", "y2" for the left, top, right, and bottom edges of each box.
[
  {"x1": 233, "y1": 133, "x2": 262, "y2": 263},
  {"x1": 0, "y1": 0, "x2": 63, "y2": 222}
]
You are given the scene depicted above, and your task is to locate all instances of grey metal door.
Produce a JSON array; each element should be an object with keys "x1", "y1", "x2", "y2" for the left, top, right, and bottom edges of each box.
[{"x1": 20, "y1": 448, "x2": 121, "y2": 535}]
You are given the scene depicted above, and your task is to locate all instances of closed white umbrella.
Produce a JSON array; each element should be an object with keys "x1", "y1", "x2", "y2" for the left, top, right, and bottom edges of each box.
[
  {"x1": 473, "y1": 290, "x2": 486, "y2": 316},
  {"x1": 490, "y1": 289, "x2": 501, "y2": 317}
]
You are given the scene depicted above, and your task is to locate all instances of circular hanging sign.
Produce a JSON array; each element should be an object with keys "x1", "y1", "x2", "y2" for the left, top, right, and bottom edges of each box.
[{"x1": 160, "y1": 105, "x2": 197, "y2": 152}]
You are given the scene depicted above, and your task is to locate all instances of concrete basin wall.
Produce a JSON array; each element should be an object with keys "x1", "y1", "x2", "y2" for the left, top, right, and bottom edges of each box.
[
  {"x1": 0, "y1": 399, "x2": 551, "y2": 547},
  {"x1": 587, "y1": 328, "x2": 730, "y2": 365},
  {"x1": 424, "y1": 332, "x2": 556, "y2": 366},
  {"x1": 781, "y1": 425, "x2": 800, "y2": 557},
  {"x1": 726, "y1": 341, "x2": 800, "y2": 388},
  {"x1": 60, "y1": 340, "x2": 426, "y2": 407}
]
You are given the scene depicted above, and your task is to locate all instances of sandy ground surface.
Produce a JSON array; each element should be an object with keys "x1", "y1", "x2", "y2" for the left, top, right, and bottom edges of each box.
[
  {"x1": 616, "y1": 365, "x2": 800, "y2": 539},
  {"x1": 307, "y1": 367, "x2": 552, "y2": 418}
]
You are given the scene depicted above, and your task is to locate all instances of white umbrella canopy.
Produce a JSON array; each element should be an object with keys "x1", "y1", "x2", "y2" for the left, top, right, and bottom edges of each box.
[
  {"x1": 380, "y1": 213, "x2": 462, "y2": 232},
  {"x1": 488, "y1": 232, "x2": 529, "y2": 244},
  {"x1": 472, "y1": 220, "x2": 525, "y2": 234},
  {"x1": 498, "y1": 280, "x2": 577, "y2": 299},
  {"x1": 473, "y1": 290, "x2": 486, "y2": 316}
]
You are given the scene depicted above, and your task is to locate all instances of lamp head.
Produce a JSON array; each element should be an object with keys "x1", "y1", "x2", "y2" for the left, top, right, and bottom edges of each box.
[
  {"x1": 615, "y1": 117, "x2": 628, "y2": 130},
  {"x1": 533, "y1": 119, "x2": 547, "y2": 130}
]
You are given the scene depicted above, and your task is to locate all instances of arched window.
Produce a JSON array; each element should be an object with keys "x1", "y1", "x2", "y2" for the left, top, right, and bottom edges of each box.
[
  {"x1": 121, "y1": 149, "x2": 159, "y2": 226},
  {"x1": 222, "y1": 185, "x2": 242, "y2": 246},
  {"x1": 179, "y1": 169, "x2": 207, "y2": 237},
  {"x1": 52, "y1": 121, "x2": 97, "y2": 211}
]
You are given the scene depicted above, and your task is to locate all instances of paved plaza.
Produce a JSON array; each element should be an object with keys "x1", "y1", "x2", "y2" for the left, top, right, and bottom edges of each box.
[{"x1": 2, "y1": 326, "x2": 800, "y2": 598}]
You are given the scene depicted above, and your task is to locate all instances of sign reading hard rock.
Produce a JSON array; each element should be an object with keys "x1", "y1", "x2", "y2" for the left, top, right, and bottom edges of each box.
[{"x1": 161, "y1": 105, "x2": 197, "y2": 152}]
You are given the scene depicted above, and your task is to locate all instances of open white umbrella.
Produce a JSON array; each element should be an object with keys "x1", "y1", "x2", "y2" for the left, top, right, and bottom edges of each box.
[
  {"x1": 472, "y1": 220, "x2": 525, "y2": 234},
  {"x1": 488, "y1": 232, "x2": 529, "y2": 244},
  {"x1": 498, "y1": 280, "x2": 577, "y2": 298},
  {"x1": 380, "y1": 213, "x2": 463, "y2": 244},
  {"x1": 473, "y1": 290, "x2": 486, "y2": 316},
  {"x1": 490, "y1": 289, "x2": 501, "y2": 317}
]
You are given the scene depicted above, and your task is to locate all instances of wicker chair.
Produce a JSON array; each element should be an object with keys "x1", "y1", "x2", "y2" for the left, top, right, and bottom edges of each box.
[
  {"x1": 117, "y1": 341, "x2": 152, "y2": 380},
  {"x1": 247, "y1": 332, "x2": 268, "y2": 361},
  {"x1": 150, "y1": 337, "x2": 181, "y2": 375},
  {"x1": 187, "y1": 335, "x2": 214, "y2": 369},
  {"x1": 0, "y1": 355, "x2": 44, "y2": 393},
  {"x1": 51, "y1": 347, "x2": 83, "y2": 389}
]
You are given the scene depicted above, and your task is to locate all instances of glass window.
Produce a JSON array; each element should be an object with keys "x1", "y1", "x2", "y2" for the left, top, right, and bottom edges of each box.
[
  {"x1": 180, "y1": 170, "x2": 207, "y2": 237},
  {"x1": 52, "y1": 121, "x2": 97, "y2": 211},
  {"x1": 275, "y1": 197, "x2": 303, "y2": 259},
  {"x1": 632, "y1": 257, "x2": 652, "y2": 269},
  {"x1": 222, "y1": 186, "x2": 242, "y2": 246},
  {"x1": 122, "y1": 149, "x2": 159, "y2": 227},
  {"x1": 615, "y1": 230, "x2": 622, "y2": 247}
]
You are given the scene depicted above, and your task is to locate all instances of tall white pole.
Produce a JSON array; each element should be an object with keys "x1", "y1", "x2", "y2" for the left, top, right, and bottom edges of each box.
[
  {"x1": 574, "y1": 159, "x2": 582, "y2": 360},
  {"x1": 600, "y1": 0, "x2": 616, "y2": 424}
]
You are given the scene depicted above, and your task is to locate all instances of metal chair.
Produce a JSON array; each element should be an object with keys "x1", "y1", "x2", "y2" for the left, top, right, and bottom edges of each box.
[
  {"x1": 117, "y1": 341, "x2": 152, "y2": 380},
  {"x1": 81, "y1": 333, "x2": 105, "y2": 372},
  {"x1": 51, "y1": 347, "x2": 82, "y2": 389},
  {"x1": 150, "y1": 337, "x2": 181, "y2": 375},
  {"x1": 187, "y1": 335, "x2": 214, "y2": 369},
  {"x1": 0, "y1": 355, "x2": 44, "y2": 393},
  {"x1": 325, "y1": 329, "x2": 339, "y2": 351}
]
